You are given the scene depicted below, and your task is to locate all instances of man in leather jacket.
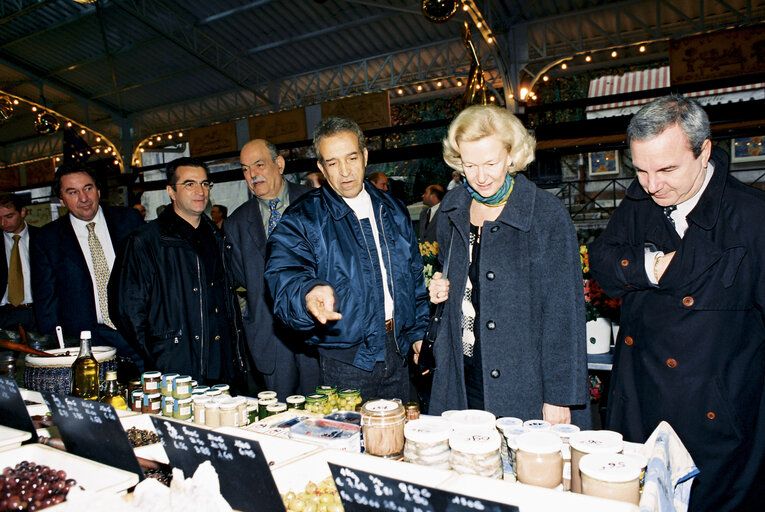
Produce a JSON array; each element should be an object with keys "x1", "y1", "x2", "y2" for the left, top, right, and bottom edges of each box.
[{"x1": 109, "y1": 157, "x2": 246, "y2": 388}]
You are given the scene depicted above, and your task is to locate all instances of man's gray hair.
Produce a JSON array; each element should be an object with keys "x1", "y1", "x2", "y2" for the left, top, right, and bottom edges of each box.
[
  {"x1": 263, "y1": 140, "x2": 279, "y2": 162},
  {"x1": 627, "y1": 95, "x2": 710, "y2": 158},
  {"x1": 312, "y1": 117, "x2": 366, "y2": 162}
]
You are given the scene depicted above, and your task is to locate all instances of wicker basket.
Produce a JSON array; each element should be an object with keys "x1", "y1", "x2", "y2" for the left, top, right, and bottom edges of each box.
[{"x1": 24, "y1": 346, "x2": 117, "y2": 394}]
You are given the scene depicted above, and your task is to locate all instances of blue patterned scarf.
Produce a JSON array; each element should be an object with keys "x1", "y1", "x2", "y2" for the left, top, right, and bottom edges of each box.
[{"x1": 464, "y1": 173, "x2": 514, "y2": 206}]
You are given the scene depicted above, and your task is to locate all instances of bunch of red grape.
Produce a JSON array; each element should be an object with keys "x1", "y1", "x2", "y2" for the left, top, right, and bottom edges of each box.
[{"x1": 0, "y1": 461, "x2": 78, "y2": 511}]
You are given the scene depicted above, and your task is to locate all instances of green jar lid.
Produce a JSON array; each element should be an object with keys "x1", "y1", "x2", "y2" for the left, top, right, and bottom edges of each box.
[
  {"x1": 338, "y1": 388, "x2": 360, "y2": 397},
  {"x1": 315, "y1": 385, "x2": 337, "y2": 395}
]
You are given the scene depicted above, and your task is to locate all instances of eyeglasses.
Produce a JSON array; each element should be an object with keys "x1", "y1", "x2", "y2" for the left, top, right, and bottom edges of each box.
[{"x1": 173, "y1": 180, "x2": 213, "y2": 191}]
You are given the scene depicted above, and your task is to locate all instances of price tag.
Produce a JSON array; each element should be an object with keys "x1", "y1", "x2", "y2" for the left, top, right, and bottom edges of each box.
[
  {"x1": 41, "y1": 392, "x2": 143, "y2": 479},
  {"x1": 0, "y1": 377, "x2": 38, "y2": 442},
  {"x1": 151, "y1": 417, "x2": 284, "y2": 512},
  {"x1": 328, "y1": 463, "x2": 519, "y2": 512}
]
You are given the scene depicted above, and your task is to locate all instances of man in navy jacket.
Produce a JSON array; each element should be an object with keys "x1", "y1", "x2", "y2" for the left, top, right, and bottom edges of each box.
[{"x1": 265, "y1": 117, "x2": 429, "y2": 402}]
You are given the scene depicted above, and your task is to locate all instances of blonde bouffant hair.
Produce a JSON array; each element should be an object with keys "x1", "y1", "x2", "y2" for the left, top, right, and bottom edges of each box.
[{"x1": 443, "y1": 104, "x2": 536, "y2": 176}]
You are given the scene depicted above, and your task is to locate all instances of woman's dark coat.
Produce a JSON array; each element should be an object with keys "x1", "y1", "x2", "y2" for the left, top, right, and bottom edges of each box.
[{"x1": 428, "y1": 174, "x2": 590, "y2": 425}]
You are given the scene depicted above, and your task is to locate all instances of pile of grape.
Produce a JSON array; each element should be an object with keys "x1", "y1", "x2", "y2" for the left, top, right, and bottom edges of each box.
[
  {"x1": 0, "y1": 461, "x2": 78, "y2": 511},
  {"x1": 281, "y1": 476, "x2": 343, "y2": 512}
]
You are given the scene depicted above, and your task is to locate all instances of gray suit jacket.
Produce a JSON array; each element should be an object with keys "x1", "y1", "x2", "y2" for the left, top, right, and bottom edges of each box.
[
  {"x1": 418, "y1": 205, "x2": 439, "y2": 243},
  {"x1": 224, "y1": 181, "x2": 311, "y2": 374}
]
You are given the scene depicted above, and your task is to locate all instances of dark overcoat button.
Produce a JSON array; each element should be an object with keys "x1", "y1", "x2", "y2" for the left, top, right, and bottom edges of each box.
[
  {"x1": 490, "y1": 369, "x2": 500, "y2": 378},
  {"x1": 487, "y1": 321, "x2": 496, "y2": 330},
  {"x1": 486, "y1": 271, "x2": 495, "y2": 280}
]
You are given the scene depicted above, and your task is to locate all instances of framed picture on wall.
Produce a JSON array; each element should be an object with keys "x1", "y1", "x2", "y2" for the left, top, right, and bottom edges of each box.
[
  {"x1": 588, "y1": 150, "x2": 620, "y2": 176},
  {"x1": 731, "y1": 136, "x2": 765, "y2": 162}
]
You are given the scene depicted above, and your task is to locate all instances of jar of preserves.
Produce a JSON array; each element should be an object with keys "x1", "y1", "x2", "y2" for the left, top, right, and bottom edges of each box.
[
  {"x1": 247, "y1": 401, "x2": 259, "y2": 425},
  {"x1": 219, "y1": 401, "x2": 239, "y2": 427},
  {"x1": 161, "y1": 395, "x2": 175, "y2": 417},
  {"x1": 141, "y1": 371, "x2": 161, "y2": 394},
  {"x1": 569, "y1": 430, "x2": 624, "y2": 494},
  {"x1": 404, "y1": 402, "x2": 420, "y2": 421},
  {"x1": 266, "y1": 402, "x2": 287, "y2": 418},
  {"x1": 579, "y1": 453, "x2": 641, "y2": 505},
  {"x1": 173, "y1": 375, "x2": 193, "y2": 399},
  {"x1": 204, "y1": 400, "x2": 220, "y2": 428},
  {"x1": 523, "y1": 419, "x2": 552, "y2": 432},
  {"x1": 193, "y1": 386, "x2": 210, "y2": 395},
  {"x1": 516, "y1": 431, "x2": 564, "y2": 489},
  {"x1": 126, "y1": 380, "x2": 142, "y2": 408},
  {"x1": 212, "y1": 383, "x2": 230, "y2": 395},
  {"x1": 206, "y1": 388, "x2": 222, "y2": 398},
  {"x1": 286, "y1": 395, "x2": 306, "y2": 410},
  {"x1": 257, "y1": 390, "x2": 277, "y2": 401},
  {"x1": 233, "y1": 396, "x2": 248, "y2": 426},
  {"x1": 304, "y1": 394, "x2": 330, "y2": 415},
  {"x1": 258, "y1": 397, "x2": 278, "y2": 420},
  {"x1": 404, "y1": 417, "x2": 450, "y2": 468},
  {"x1": 193, "y1": 396, "x2": 209, "y2": 425},
  {"x1": 174, "y1": 397, "x2": 193, "y2": 421},
  {"x1": 337, "y1": 389, "x2": 362, "y2": 411},
  {"x1": 142, "y1": 392, "x2": 161, "y2": 415},
  {"x1": 361, "y1": 399, "x2": 406, "y2": 459},
  {"x1": 160, "y1": 373, "x2": 179, "y2": 397},
  {"x1": 449, "y1": 429, "x2": 503, "y2": 479},
  {"x1": 315, "y1": 385, "x2": 338, "y2": 410},
  {"x1": 502, "y1": 425, "x2": 527, "y2": 482},
  {"x1": 130, "y1": 390, "x2": 143, "y2": 412}
]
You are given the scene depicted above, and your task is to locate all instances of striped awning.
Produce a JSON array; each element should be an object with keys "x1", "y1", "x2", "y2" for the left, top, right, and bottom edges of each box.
[{"x1": 586, "y1": 66, "x2": 764, "y2": 119}]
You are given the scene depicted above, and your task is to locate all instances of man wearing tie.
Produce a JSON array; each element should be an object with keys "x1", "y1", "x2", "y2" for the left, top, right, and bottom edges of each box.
[
  {"x1": 0, "y1": 195, "x2": 38, "y2": 331},
  {"x1": 225, "y1": 139, "x2": 318, "y2": 397},
  {"x1": 418, "y1": 184, "x2": 444, "y2": 243},
  {"x1": 31, "y1": 163, "x2": 143, "y2": 367}
]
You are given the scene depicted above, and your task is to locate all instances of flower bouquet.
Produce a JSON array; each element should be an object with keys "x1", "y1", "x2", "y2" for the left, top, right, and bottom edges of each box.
[{"x1": 419, "y1": 241, "x2": 439, "y2": 288}]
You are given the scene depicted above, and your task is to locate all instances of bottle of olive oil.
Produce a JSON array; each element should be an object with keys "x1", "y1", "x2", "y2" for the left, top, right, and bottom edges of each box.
[
  {"x1": 71, "y1": 331, "x2": 99, "y2": 400},
  {"x1": 99, "y1": 370, "x2": 128, "y2": 410}
]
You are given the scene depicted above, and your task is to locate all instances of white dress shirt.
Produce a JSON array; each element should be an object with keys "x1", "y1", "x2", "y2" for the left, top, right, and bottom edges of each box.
[
  {"x1": 70, "y1": 207, "x2": 115, "y2": 324},
  {"x1": 2, "y1": 223, "x2": 32, "y2": 306},
  {"x1": 343, "y1": 186, "x2": 394, "y2": 320}
]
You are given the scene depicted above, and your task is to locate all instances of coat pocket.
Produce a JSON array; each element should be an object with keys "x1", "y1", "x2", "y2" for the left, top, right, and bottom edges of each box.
[{"x1": 148, "y1": 329, "x2": 183, "y2": 361}]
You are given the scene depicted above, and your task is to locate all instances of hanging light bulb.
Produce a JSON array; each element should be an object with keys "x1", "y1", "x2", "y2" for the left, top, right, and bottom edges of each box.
[
  {"x1": 585, "y1": 55, "x2": 592, "y2": 62},
  {"x1": 178, "y1": 132, "x2": 183, "y2": 137}
]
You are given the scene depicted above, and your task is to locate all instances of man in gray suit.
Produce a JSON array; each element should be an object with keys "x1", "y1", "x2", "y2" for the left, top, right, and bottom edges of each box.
[
  {"x1": 418, "y1": 184, "x2": 444, "y2": 243},
  {"x1": 225, "y1": 139, "x2": 319, "y2": 397}
]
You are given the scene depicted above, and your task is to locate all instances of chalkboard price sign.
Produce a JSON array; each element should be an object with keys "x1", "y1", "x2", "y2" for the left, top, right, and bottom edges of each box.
[
  {"x1": 41, "y1": 392, "x2": 144, "y2": 479},
  {"x1": 0, "y1": 376, "x2": 38, "y2": 442},
  {"x1": 151, "y1": 417, "x2": 285, "y2": 512},
  {"x1": 328, "y1": 463, "x2": 519, "y2": 512}
]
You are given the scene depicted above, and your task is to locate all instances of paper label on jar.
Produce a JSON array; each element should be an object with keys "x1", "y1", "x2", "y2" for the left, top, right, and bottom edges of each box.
[
  {"x1": 150, "y1": 401, "x2": 160, "y2": 411},
  {"x1": 180, "y1": 404, "x2": 191, "y2": 416},
  {"x1": 366, "y1": 400, "x2": 399, "y2": 412},
  {"x1": 145, "y1": 381, "x2": 159, "y2": 391},
  {"x1": 177, "y1": 384, "x2": 190, "y2": 394}
]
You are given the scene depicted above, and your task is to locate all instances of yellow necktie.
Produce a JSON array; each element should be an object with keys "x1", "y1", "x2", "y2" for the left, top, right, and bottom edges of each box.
[
  {"x1": 8, "y1": 234, "x2": 23, "y2": 307},
  {"x1": 87, "y1": 222, "x2": 115, "y2": 328}
]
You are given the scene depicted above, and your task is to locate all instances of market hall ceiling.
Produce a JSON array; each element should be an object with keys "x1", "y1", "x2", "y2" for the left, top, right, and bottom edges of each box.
[{"x1": 0, "y1": 0, "x2": 763, "y2": 167}]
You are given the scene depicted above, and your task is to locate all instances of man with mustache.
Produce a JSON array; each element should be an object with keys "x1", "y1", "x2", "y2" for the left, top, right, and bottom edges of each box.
[
  {"x1": 31, "y1": 163, "x2": 144, "y2": 369},
  {"x1": 225, "y1": 139, "x2": 318, "y2": 397}
]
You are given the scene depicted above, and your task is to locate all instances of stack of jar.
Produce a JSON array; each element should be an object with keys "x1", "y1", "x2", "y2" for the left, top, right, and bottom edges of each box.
[
  {"x1": 403, "y1": 418, "x2": 450, "y2": 469},
  {"x1": 194, "y1": 395, "x2": 250, "y2": 428}
]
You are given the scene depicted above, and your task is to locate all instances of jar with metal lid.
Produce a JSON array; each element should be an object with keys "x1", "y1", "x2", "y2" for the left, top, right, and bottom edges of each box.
[
  {"x1": 173, "y1": 375, "x2": 193, "y2": 399},
  {"x1": 569, "y1": 430, "x2": 624, "y2": 494},
  {"x1": 142, "y1": 392, "x2": 161, "y2": 414},
  {"x1": 257, "y1": 390, "x2": 277, "y2": 401},
  {"x1": 258, "y1": 397, "x2": 278, "y2": 419},
  {"x1": 286, "y1": 395, "x2": 306, "y2": 410},
  {"x1": 516, "y1": 431, "x2": 564, "y2": 489},
  {"x1": 219, "y1": 401, "x2": 239, "y2": 427},
  {"x1": 161, "y1": 395, "x2": 175, "y2": 417},
  {"x1": 233, "y1": 396, "x2": 248, "y2": 426},
  {"x1": 404, "y1": 417, "x2": 450, "y2": 468},
  {"x1": 206, "y1": 388, "x2": 222, "y2": 398},
  {"x1": 304, "y1": 394, "x2": 330, "y2": 415},
  {"x1": 173, "y1": 397, "x2": 193, "y2": 421},
  {"x1": 130, "y1": 390, "x2": 143, "y2": 412},
  {"x1": 579, "y1": 453, "x2": 641, "y2": 505},
  {"x1": 141, "y1": 371, "x2": 161, "y2": 394},
  {"x1": 160, "y1": 373, "x2": 179, "y2": 397},
  {"x1": 193, "y1": 396, "x2": 209, "y2": 425},
  {"x1": 523, "y1": 419, "x2": 552, "y2": 432},
  {"x1": 247, "y1": 401, "x2": 259, "y2": 424},
  {"x1": 449, "y1": 429, "x2": 503, "y2": 479},
  {"x1": 126, "y1": 380, "x2": 142, "y2": 407},
  {"x1": 495, "y1": 417, "x2": 523, "y2": 459},
  {"x1": 204, "y1": 400, "x2": 220, "y2": 428},
  {"x1": 502, "y1": 425, "x2": 527, "y2": 481},
  {"x1": 404, "y1": 402, "x2": 420, "y2": 421},
  {"x1": 338, "y1": 389, "x2": 362, "y2": 411},
  {"x1": 190, "y1": 380, "x2": 197, "y2": 388},
  {"x1": 361, "y1": 399, "x2": 406, "y2": 459},
  {"x1": 315, "y1": 385, "x2": 338, "y2": 410},
  {"x1": 193, "y1": 385, "x2": 210, "y2": 395},
  {"x1": 212, "y1": 383, "x2": 230, "y2": 395},
  {"x1": 266, "y1": 402, "x2": 287, "y2": 418}
]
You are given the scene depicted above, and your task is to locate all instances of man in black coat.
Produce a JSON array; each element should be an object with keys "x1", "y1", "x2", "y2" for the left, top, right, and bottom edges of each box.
[
  {"x1": 0, "y1": 195, "x2": 38, "y2": 331},
  {"x1": 109, "y1": 157, "x2": 247, "y2": 387},
  {"x1": 225, "y1": 139, "x2": 318, "y2": 397},
  {"x1": 417, "y1": 184, "x2": 444, "y2": 243},
  {"x1": 31, "y1": 164, "x2": 143, "y2": 366},
  {"x1": 590, "y1": 95, "x2": 765, "y2": 512}
]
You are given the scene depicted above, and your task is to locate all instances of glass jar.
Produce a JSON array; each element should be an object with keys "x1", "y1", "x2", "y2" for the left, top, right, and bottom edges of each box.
[
  {"x1": 361, "y1": 399, "x2": 406, "y2": 459},
  {"x1": 337, "y1": 389, "x2": 362, "y2": 411},
  {"x1": 404, "y1": 402, "x2": 420, "y2": 421},
  {"x1": 233, "y1": 396, "x2": 248, "y2": 426},
  {"x1": 449, "y1": 429, "x2": 503, "y2": 479},
  {"x1": 403, "y1": 417, "x2": 450, "y2": 468},
  {"x1": 130, "y1": 390, "x2": 143, "y2": 412},
  {"x1": 257, "y1": 390, "x2": 277, "y2": 401},
  {"x1": 258, "y1": 397, "x2": 278, "y2": 419},
  {"x1": 142, "y1": 392, "x2": 161, "y2": 414},
  {"x1": 161, "y1": 395, "x2": 175, "y2": 417},
  {"x1": 579, "y1": 453, "x2": 641, "y2": 505},
  {"x1": 173, "y1": 375, "x2": 193, "y2": 399},
  {"x1": 212, "y1": 384, "x2": 230, "y2": 395},
  {"x1": 523, "y1": 419, "x2": 552, "y2": 432},
  {"x1": 141, "y1": 371, "x2": 161, "y2": 394},
  {"x1": 204, "y1": 400, "x2": 220, "y2": 428},
  {"x1": 503, "y1": 426, "x2": 528, "y2": 482},
  {"x1": 173, "y1": 397, "x2": 193, "y2": 421},
  {"x1": 315, "y1": 385, "x2": 338, "y2": 410},
  {"x1": 219, "y1": 401, "x2": 239, "y2": 427},
  {"x1": 569, "y1": 430, "x2": 624, "y2": 494},
  {"x1": 266, "y1": 402, "x2": 287, "y2": 418},
  {"x1": 193, "y1": 396, "x2": 209, "y2": 425},
  {"x1": 193, "y1": 386, "x2": 210, "y2": 395},
  {"x1": 449, "y1": 409, "x2": 496, "y2": 432},
  {"x1": 160, "y1": 373, "x2": 179, "y2": 397},
  {"x1": 516, "y1": 431, "x2": 564, "y2": 489},
  {"x1": 247, "y1": 401, "x2": 259, "y2": 425},
  {"x1": 304, "y1": 394, "x2": 330, "y2": 415},
  {"x1": 206, "y1": 389, "x2": 222, "y2": 398},
  {"x1": 286, "y1": 395, "x2": 306, "y2": 410},
  {"x1": 126, "y1": 380, "x2": 142, "y2": 408},
  {"x1": 495, "y1": 417, "x2": 523, "y2": 459}
]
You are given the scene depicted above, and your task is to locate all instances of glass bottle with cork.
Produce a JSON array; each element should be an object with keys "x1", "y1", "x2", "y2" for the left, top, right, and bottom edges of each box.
[
  {"x1": 71, "y1": 330, "x2": 99, "y2": 400},
  {"x1": 99, "y1": 370, "x2": 128, "y2": 410}
]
